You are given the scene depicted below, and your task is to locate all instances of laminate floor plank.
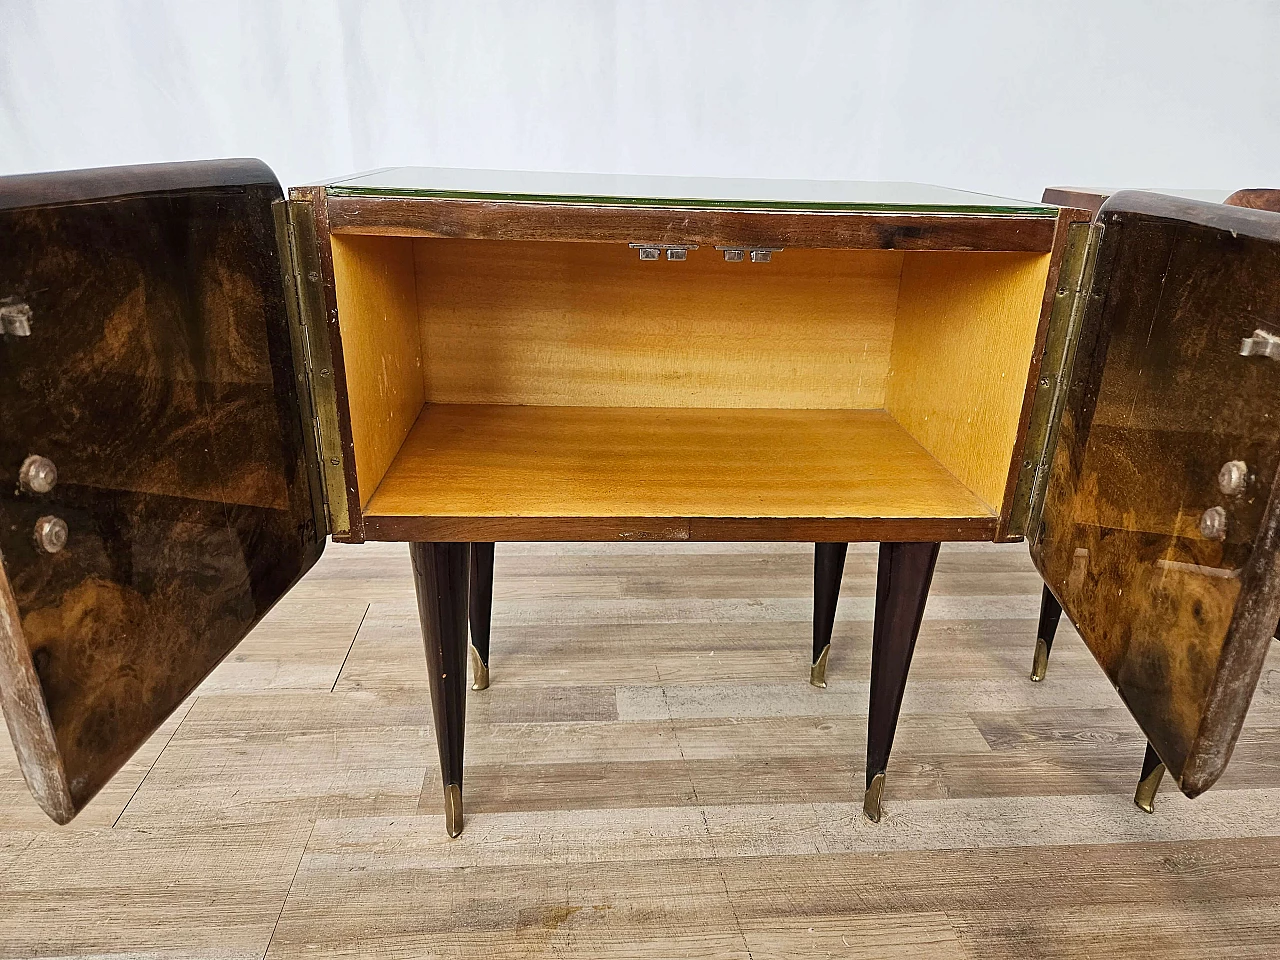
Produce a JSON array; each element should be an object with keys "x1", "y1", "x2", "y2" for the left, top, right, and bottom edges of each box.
[
  {"x1": 196, "y1": 598, "x2": 369, "y2": 694},
  {"x1": 0, "y1": 821, "x2": 314, "y2": 960},
  {"x1": 112, "y1": 691, "x2": 434, "y2": 829},
  {"x1": 0, "y1": 698, "x2": 195, "y2": 830},
  {"x1": 950, "y1": 899, "x2": 1280, "y2": 959},
  {"x1": 749, "y1": 836, "x2": 1280, "y2": 904},
  {"x1": 3, "y1": 539, "x2": 1279, "y2": 958}
]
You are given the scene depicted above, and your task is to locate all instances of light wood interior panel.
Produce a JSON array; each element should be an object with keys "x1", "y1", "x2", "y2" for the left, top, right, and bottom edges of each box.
[
  {"x1": 330, "y1": 234, "x2": 424, "y2": 507},
  {"x1": 885, "y1": 252, "x2": 1051, "y2": 511},
  {"x1": 363, "y1": 405, "x2": 993, "y2": 521},
  {"x1": 412, "y1": 240, "x2": 904, "y2": 408},
  {"x1": 329, "y1": 234, "x2": 1052, "y2": 527}
]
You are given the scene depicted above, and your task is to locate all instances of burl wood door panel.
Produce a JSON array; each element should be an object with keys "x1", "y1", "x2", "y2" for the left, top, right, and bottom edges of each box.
[
  {"x1": 1032, "y1": 191, "x2": 1280, "y2": 796},
  {"x1": 0, "y1": 160, "x2": 324, "y2": 822}
]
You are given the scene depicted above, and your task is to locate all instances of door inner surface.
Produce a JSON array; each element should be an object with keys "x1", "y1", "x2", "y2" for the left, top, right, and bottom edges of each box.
[
  {"x1": 0, "y1": 160, "x2": 324, "y2": 822},
  {"x1": 1032, "y1": 191, "x2": 1280, "y2": 795}
]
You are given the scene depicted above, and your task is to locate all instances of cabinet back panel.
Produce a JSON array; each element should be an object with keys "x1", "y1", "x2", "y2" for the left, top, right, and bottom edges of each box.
[
  {"x1": 885, "y1": 251, "x2": 1051, "y2": 511},
  {"x1": 413, "y1": 239, "x2": 904, "y2": 408},
  {"x1": 330, "y1": 234, "x2": 424, "y2": 507}
]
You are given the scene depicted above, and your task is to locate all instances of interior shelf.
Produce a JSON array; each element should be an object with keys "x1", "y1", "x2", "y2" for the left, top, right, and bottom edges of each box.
[{"x1": 363, "y1": 405, "x2": 996, "y2": 528}]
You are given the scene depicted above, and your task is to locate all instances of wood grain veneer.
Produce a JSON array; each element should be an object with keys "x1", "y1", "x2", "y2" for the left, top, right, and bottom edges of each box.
[
  {"x1": 414, "y1": 240, "x2": 904, "y2": 408},
  {"x1": 886, "y1": 252, "x2": 1052, "y2": 511},
  {"x1": 329, "y1": 234, "x2": 424, "y2": 507},
  {"x1": 328, "y1": 230, "x2": 1053, "y2": 537},
  {"x1": 362, "y1": 405, "x2": 994, "y2": 539},
  {"x1": 326, "y1": 195, "x2": 1058, "y2": 252}
]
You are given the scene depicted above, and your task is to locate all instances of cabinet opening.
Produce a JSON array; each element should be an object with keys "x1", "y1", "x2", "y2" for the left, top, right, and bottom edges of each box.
[{"x1": 329, "y1": 234, "x2": 1051, "y2": 531}]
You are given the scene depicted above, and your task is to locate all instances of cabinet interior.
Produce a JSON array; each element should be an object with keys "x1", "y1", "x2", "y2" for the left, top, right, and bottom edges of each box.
[{"x1": 329, "y1": 234, "x2": 1051, "y2": 527}]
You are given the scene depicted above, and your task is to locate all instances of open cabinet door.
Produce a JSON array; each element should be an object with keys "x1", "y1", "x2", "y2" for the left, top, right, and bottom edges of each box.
[
  {"x1": 0, "y1": 161, "x2": 326, "y2": 823},
  {"x1": 1032, "y1": 191, "x2": 1280, "y2": 797}
]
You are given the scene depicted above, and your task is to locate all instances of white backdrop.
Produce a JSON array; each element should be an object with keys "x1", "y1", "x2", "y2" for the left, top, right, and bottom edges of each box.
[{"x1": 1, "y1": 0, "x2": 1278, "y2": 201}]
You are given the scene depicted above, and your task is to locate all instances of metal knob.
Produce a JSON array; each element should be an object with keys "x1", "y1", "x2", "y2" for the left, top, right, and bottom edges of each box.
[
  {"x1": 1199, "y1": 506, "x2": 1228, "y2": 541},
  {"x1": 1218, "y1": 460, "x2": 1248, "y2": 496},
  {"x1": 19, "y1": 455, "x2": 57, "y2": 494},
  {"x1": 34, "y1": 515, "x2": 68, "y2": 554}
]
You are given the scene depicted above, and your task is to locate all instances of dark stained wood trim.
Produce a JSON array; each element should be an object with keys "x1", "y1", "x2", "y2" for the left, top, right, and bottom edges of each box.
[
  {"x1": 468, "y1": 542, "x2": 495, "y2": 669},
  {"x1": 1031, "y1": 583, "x2": 1064, "y2": 681},
  {"x1": 1041, "y1": 187, "x2": 1111, "y2": 215},
  {"x1": 409, "y1": 541, "x2": 470, "y2": 837},
  {"x1": 321, "y1": 195, "x2": 1058, "y2": 252},
  {"x1": 866, "y1": 540, "x2": 941, "y2": 800},
  {"x1": 1226, "y1": 189, "x2": 1280, "y2": 213},
  {"x1": 1183, "y1": 438, "x2": 1280, "y2": 794},
  {"x1": 361, "y1": 515, "x2": 999, "y2": 543},
  {"x1": 993, "y1": 205, "x2": 1095, "y2": 541},
  {"x1": 0, "y1": 552, "x2": 74, "y2": 823},
  {"x1": 290, "y1": 185, "x2": 365, "y2": 542},
  {"x1": 1046, "y1": 186, "x2": 1280, "y2": 217},
  {"x1": 0, "y1": 159, "x2": 275, "y2": 212},
  {"x1": 813, "y1": 542, "x2": 848, "y2": 668}
]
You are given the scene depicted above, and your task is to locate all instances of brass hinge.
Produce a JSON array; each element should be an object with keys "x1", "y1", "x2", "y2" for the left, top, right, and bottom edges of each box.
[
  {"x1": 1005, "y1": 219, "x2": 1103, "y2": 539},
  {"x1": 272, "y1": 199, "x2": 350, "y2": 538}
]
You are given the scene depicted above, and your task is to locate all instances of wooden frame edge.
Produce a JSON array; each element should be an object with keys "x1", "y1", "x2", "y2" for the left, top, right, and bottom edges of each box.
[
  {"x1": 294, "y1": 186, "x2": 366, "y2": 542},
  {"x1": 1181, "y1": 398, "x2": 1280, "y2": 795},
  {"x1": 360, "y1": 515, "x2": 999, "y2": 543},
  {"x1": 993, "y1": 205, "x2": 1095, "y2": 541},
  {"x1": 0, "y1": 555, "x2": 75, "y2": 824},
  {"x1": 324, "y1": 195, "x2": 1058, "y2": 253}
]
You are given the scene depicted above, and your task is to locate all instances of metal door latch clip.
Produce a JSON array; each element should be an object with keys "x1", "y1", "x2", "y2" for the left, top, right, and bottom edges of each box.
[
  {"x1": 715, "y1": 246, "x2": 783, "y2": 263},
  {"x1": 1240, "y1": 329, "x2": 1280, "y2": 360},
  {"x1": 0, "y1": 297, "x2": 32, "y2": 336},
  {"x1": 628, "y1": 243, "x2": 698, "y2": 261}
]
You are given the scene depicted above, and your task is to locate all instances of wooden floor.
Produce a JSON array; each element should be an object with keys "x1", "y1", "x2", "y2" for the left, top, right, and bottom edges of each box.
[{"x1": 3, "y1": 541, "x2": 1280, "y2": 958}]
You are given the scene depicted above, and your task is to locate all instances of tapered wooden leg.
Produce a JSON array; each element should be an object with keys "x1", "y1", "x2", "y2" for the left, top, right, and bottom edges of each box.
[
  {"x1": 411, "y1": 541, "x2": 470, "y2": 838},
  {"x1": 468, "y1": 542, "x2": 495, "y2": 691},
  {"x1": 1134, "y1": 741, "x2": 1166, "y2": 814},
  {"x1": 811, "y1": 542, "x2": 848, "y2": 687},
  {"x1": 864, "y1": 540, "x2": 940, "y2": 822},
  {"x1": 1030, "y1": 584, "x2": 1063, "y2": 682}
]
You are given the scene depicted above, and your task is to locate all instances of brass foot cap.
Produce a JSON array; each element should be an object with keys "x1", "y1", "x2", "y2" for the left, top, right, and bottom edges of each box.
[
  {"x1": 810, "y1": 644, "x2": 830, "y2": 688},
  {"x1": 1030, "y1": 638, "x2": 1049, "y2": 682},
  {"x1": 444, "y1": 783, "x2": 464, "y2": 837},
  {"x1": 863, "y1": 771, "x2": 885, "y2": 823},
  {"x1": 470, "y1": 645, "x2": 490, "y2": 691},
  {"x1": 1134, "y1": 762, "x2": 1165, "y2": 815}
]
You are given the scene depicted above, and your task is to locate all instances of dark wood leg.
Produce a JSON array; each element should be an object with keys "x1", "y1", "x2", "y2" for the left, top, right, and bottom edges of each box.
[
  {"x1": 410, "y1": 541, "x2": 470, "y2": 837},
  {"x1": 1134, "y1": 741, "x2": 1166, "y2": 814},
  {"x1": 864, "y1": 540, "x2": 940, "y2": 822},
  {"x1": 1030, "y1": 584, "x2": 1063, "y2": 682},
  {"x1": 811, "y1": 542, "x2": 848, "y2": 687},
  {"x1": 468, "y1": 542, "x2": 495, "y2": 691}
]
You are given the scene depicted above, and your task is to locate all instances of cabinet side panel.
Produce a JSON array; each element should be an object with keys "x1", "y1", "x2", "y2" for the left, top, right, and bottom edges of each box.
[
  {"x1": 330, "y1": 235, "x2": 425, "y2": 507},
  {"x1": 885, "y1": 252, "x2": 1051, "y2": 509},
  {"x1": 413, "y1": 239, "x2": 903, "y2": 409}
]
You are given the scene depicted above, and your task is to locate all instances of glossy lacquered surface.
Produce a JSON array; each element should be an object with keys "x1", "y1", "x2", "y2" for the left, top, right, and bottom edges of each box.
[
  {"x1": 1032, "y1": 191, "x2": 1280, "y2": 797},
  {"x1": 0, "y1": 160, "x2": 324, "y2": 822}
]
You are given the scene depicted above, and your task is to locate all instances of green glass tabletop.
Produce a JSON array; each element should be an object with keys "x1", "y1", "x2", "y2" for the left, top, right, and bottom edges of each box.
[{"x1": 326, "y1": 167, "x2": 1058, "y2": 216}]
